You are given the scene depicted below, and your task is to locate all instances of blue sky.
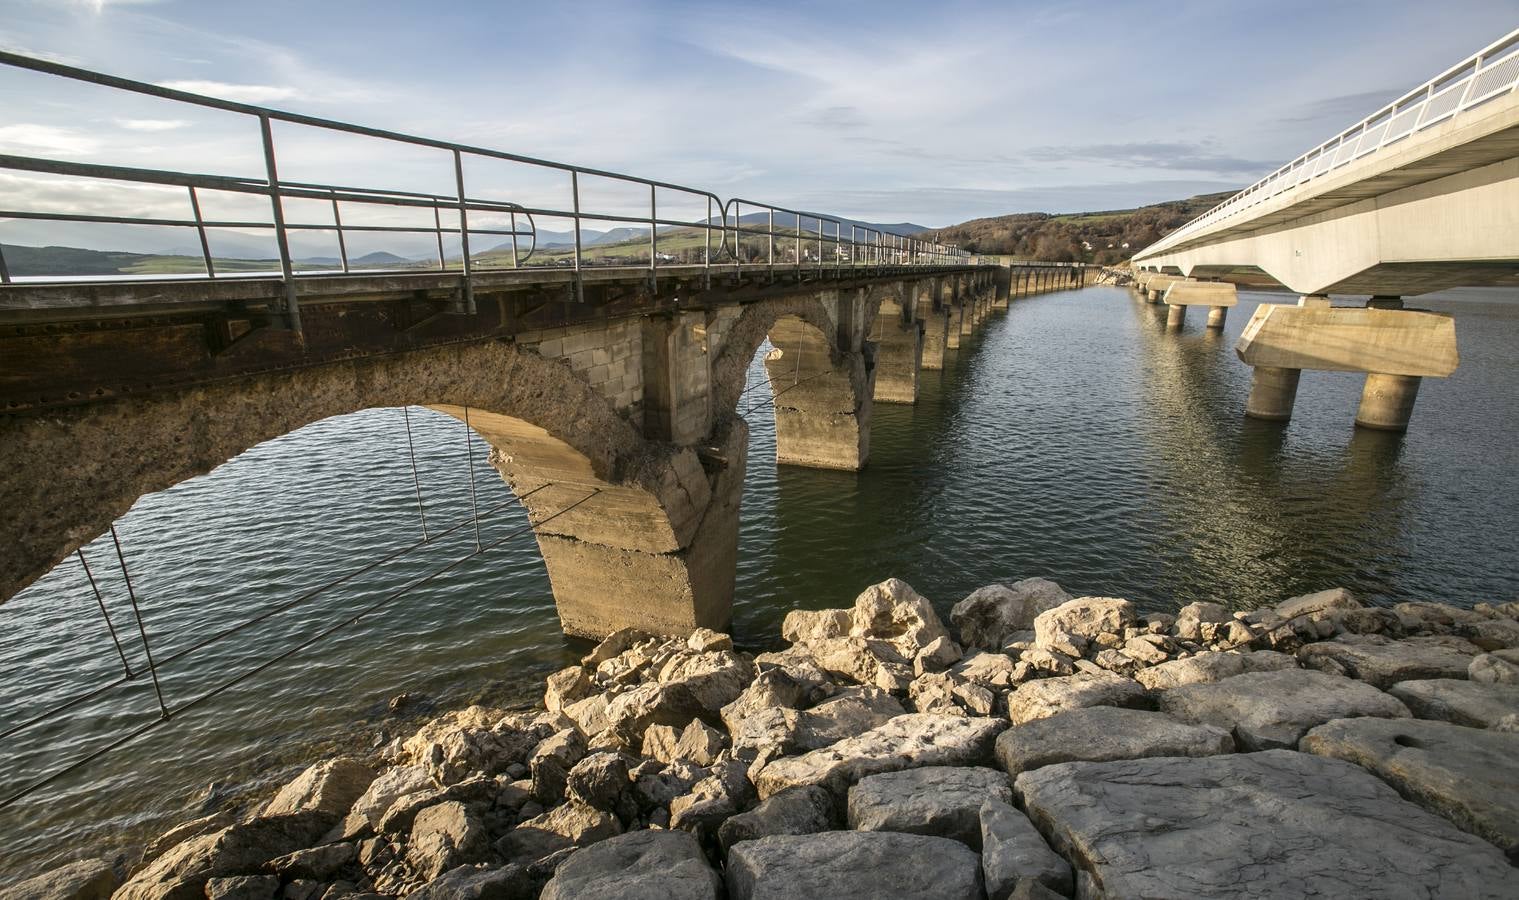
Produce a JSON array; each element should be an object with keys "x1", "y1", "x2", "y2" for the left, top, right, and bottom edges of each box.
[{"x1": 0, "y1": 0, "x2": 1515, "y2": 251}]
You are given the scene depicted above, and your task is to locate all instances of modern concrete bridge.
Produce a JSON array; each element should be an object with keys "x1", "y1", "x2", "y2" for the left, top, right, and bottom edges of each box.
[
  {"x1": 1132, "y1": 27, "x2": 1519, "y2": 432},
  {"x1": 0, "y1": 52, "x2": 1086, "y2": 639}
]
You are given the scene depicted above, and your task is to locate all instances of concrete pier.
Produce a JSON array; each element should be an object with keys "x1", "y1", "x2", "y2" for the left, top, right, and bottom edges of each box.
[
  {"x1": 1244, "y1": 366, "x2": 1303, "y2": 421},
  {"x1": 946, "y1": 279, "x2": 963, "y2": 349},
  {"x1": 763, "y1": 315, "x2": 873, "y2": 470},
  {"x1": 1166, "y1": 304, "x2": 1186, "y2": 330},
  {"x1": 1355, "y1": 374, "x2": 1422, "y2": 431},
  {"x1": 1162, "y1": 280, "x2": 1236, "y2": 332},
  {"x1": 1207, "y1": 307, "x2": 1228, "y2": 329},
  {"x1": 919, "y1": 278, "x2": 949, "y2": 370},
  {"x1": 869, "y1": 282, "x2": 923, "y2": 404}
]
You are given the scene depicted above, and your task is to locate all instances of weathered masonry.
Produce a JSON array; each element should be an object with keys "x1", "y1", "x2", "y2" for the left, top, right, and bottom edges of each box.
[{"x1": 0, "y1": 262, "x2": 1068, "y2": 639}]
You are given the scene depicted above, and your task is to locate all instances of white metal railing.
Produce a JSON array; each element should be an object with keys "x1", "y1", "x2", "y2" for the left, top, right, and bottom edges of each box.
[{"x1": 1138, "y1": 27, "x2": 1519, "y2": 259}]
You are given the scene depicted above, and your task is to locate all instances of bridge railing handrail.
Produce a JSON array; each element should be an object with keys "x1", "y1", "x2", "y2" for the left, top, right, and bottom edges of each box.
[
  {"x1": 0, "y1": 51, "x2": 969, "y2": 327},
  {"x1": 1137, "y1": 26, "x2": 1519, "y2": 259}
]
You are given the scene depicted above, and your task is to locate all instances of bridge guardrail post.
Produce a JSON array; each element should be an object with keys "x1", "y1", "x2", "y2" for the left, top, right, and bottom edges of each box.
[{"x1": 257, "y1": 113, "x2": 301, "y2": 335}]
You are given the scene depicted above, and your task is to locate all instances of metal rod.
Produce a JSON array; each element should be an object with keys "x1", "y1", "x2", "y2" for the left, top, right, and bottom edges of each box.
[
  {"x1": 453, "y1": 149, "x2": 474, "y2": 314},
  {"x1": 109, "y1": 525, "x2": 169, "y2": 718},
  {"x1": 77, "y1": 548, "x2": 134, "y2": 679},
  {"x1": 0, "y1": 241, "x2": 10, "y2": 284},
  {"x1": 187, "y1": 186, "x2": 215, "y2": 278},
  {"x1": 705, "y1": 196, "x2": 712, "y2": 267},
  {"x1": 462, "y1": 406, "x2": 482, "y2": 552},
  {"x1": 257, "y1": 114, "x2": 301, "y2": 333},
  {"x1": 649, "y1": 183, "x2": 658, "y2": 275},
  {"x1": 434, "y1": 206, "x2": 446, "y2": 270},
  {"x1": 402, "y1": 406, "x2": 430, "y2": 540},
  {"x1": 509, "y1": 211, "x2": 520, "y2": 268},
  {"x1": 331, "y1": 192, "x2": 349, "y2": 273},
  {"x1": 570, "y1": 171, "x2": 584, "y2": 305}
]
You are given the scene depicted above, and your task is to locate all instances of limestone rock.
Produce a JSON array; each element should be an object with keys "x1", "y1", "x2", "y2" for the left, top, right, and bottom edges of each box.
[
  {"x1": 687, "y1": 627, "x2": 733, "y2": 653},
  {"x1": 849, "y1": 578, "x2": 950, "y2": 656},
  {"x1": 1121, "y1": 635, "x2": 1168, "y2": 665},
  {"x1": 564, "y1": 681, "x2": 707, "y2": 751},
  {"x1": 847, "y1": 766, "x2": 1011, "y2": 848},
  {"x1": 141, "y1": 812, "x2": 236, "y2": 863},
  {"x1": 407, "y1": 801, "x2": 490, "y2": 882},
  {"x1": 404, "y1": 708, "x2": 557, "y2": 786},
  {"x1": 753, "y1": 713, "x2": 1005, "y2": 800},
  {"x1": 0, "y1": 858, "x2": 120, "y2": 900},
  {"x1": 799, "y1": 636, "x2": 914, "y2": 692},
  {"x1": 950, "y1": 579, "x2": 1071, "y2": 651},
  {"x1": 719, "y1": 668, "x2": 816, "y2": 737},
  {"x1": 1276, "y1": 587, "x2": 1362, "y2": 620},
  {"x1": 528, "y1": 728, "x2": 587, "y2": 804},
  {"x1": 375, "y1": 775, "x2": 498, "y2": 837},
  {"x1": 1134, "y1": 649, "x2": 1296, "y2": 691},
  {"x1": 655, "y1": 649, "x2": 756, "y2": 713},
  {"x1": 725, "y1": 831, "x2": 983, "y2": 900},
  {"x1": 1032, "y1": 597, "x2": 1135, "y2": 647},
  {"x1": 1388, "y1": 678, "x2": 1519, "y2": 728},
  {"x1": 1303, "y1": 716, "x2": 1519, "y2": 859},
  {"x1": 949, "y1": 652, "x2": 1019, "y2": 688},
  {"x1": 995, "y1": 706, "x2": 1234, "y2": 776},
  {"x1": 1298, "y1": 633, "x2": 1482, "y2": 688},
  {"x1": 979, "y1": 800, "x2": 1071, "y2": 900},
  {"x1": 262, "y1": 758, "x2": 375, "y2": 819},
  {"x1": 780, "y1": 608, "x2": 852, "y2": 644},
  {"x1": 717, "y1": 785, "x2": 836, "y2": 854},
  {"x1": 266, "y1": 843, "x2": 355, "y2": 881},
  {"x1": 582, "y1": 627, "x2": 653, "y2": 667},
  {"x1": 1173, "y1": 601, "x2": 1232, "y2": 642},
  {"x1": 498, "y1": 801, "x2": 620, "y2": 862},
  {"x1": 913, "y1": 635, "x2": 962, "y2": 674},
  {"x1": 202, "y1": 876, "x2": 279, "y2": 900},
  {"x1": 408, "y1": 863, "x2": 536, "y2": 899},
  {"x1": 906, "y1": 672, "x2": 960, "y2": 714},
  {"x1": 543, "y1": 666, "x2": 593, "y2": 714},
  {"x1": 541, "y1": 830, "x2": 721, "y2": 900},
  {"x1": 1159, "y1": 667, "x2": 1409, "y2": 750},
  {"x1": 1469, "y1": 648, "x2": 1519, "y2": 684},
  {"x1": 1005, "y1": 672, "x2": 1149, "y2": 725},
  {"x1": 642, "y1": 718, "x2": 726, "y2": 766},
  {"x1": 342, "y1": 764, "x2": 432, "y2": 833},
  {"x1": 115, "y1": 812, "x2": 334, "y2": 900},
  {"x1": 1015, "y1": 750, "x2": 1514, "y2": 898},
  {"x1": 669, "y1": 757, "x2": 753, "y2": 834},
  {"x1": 731, "y1": 687, "x2": 904, "y2": 758},
  {"x1": 565, "y1": 751, "x2": 632, "y2": 811}
]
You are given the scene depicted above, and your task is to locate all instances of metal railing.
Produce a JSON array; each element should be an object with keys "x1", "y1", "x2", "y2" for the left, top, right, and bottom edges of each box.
[
  {"x1": 0, "y1": 51, "x2": 969, "y2": 329},
  {"x1": 1138, "y1": 27, "x2": 1519, "y2": 259}
]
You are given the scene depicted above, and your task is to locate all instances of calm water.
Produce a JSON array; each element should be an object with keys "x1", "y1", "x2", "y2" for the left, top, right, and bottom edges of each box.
[{"x1": 3, "y1": 283, "x2": 1517, "y2": 880}]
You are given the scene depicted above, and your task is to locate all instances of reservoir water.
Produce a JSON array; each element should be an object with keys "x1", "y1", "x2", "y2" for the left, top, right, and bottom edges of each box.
[{"x1": 3, "y1": 283, "x2": 1517, "y2": 880}]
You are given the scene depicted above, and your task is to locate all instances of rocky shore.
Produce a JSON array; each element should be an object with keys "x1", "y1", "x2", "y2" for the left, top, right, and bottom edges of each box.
[{"x1": 8, "y1": 578, "x2": 1519, "y2": 899}]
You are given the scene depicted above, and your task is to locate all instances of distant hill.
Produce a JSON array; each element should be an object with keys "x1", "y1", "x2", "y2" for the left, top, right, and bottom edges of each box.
[
  {"x1": 1, "y1": 243, "x2": 422, "y2": 277},
  {"x1": 918, "y1": 191, "x2": 1235, "y2": 264}
]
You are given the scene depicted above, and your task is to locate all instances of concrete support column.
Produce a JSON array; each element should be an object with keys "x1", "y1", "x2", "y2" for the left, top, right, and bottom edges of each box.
[
  {"x1": 1355, "y1": 374, "x2": 1421, "y2": 431},
  {"x1": 869, "y1": 285, "x2": 923, "y2": 404},
  {"x1": 1244, "y1": 366, "x2": 1302, "y2": 421},
  {"x1": 946, "y1": 279, "x2": 964, "y2": 349},
  {"x1": 763, "y1": 315, "x2": 873, "y2": 470},
  {"x1": 1207, "y1": 306, "x2": 1228, "y2": 329},
  {"x1": 1165, "y1": 303, "x2": 1186, "y2": 330},
  {"x1": 919, "y1": 279, "x2": 949, "y2": 370},
  {"x1": 959, "y1": 290, "x2": 976, "y2": 336},
  {"x1": 641, "y1": 311, "x2": 711, "y2": 443},
  {"x1": 994, "y1": 266, "x2": 1012, "y2": 309}
]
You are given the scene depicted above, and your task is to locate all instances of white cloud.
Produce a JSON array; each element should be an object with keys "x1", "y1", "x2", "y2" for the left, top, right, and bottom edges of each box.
[
  {"x1": 156, "y1": 80, "x2": 298, "y2": 104},
  {"x1": 0, "y1": 123, "x2": 100, "y2": 155},
  {"x1": 113, "y1": 118, "x2": 190, "y2": 132}
]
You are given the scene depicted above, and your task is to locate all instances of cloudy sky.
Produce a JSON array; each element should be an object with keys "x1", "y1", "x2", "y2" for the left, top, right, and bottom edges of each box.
[{"x1": 0, "y1": 0, "x2": 1515, "y2": 253}]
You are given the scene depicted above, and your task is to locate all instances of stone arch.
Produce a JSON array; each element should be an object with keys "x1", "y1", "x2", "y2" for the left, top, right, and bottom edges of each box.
[
  {"x1": 709, "y1": 290, "x2": 874, "y2": 471},
  {"x1": 1, "y1": 340, "x2": 742, "y2": 638},
  {"x1": 864, "y1": 281, "x2": 924, "y2": 404}
]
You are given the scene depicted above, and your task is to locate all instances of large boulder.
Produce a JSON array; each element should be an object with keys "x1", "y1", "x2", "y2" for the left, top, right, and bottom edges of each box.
[
  {"x1": 1015, "y1": 750, "x2": 1514, "y2": 898},
  {"x1": 1158, "y1": 668, "x2": 1409, "y2": 750},
  {"x1": 407, "y1": 801, "x2": 491, "y2": 882},
  {"x1": 261, "y1": 758, "x2": 375, "y2": 819},
  {"x1": 995, "y1": 706, "x2": 1234, "y2": 776},
  {"x1": 540, "y1": 830, "x2": 721, "y2": 900},
  {"x1": 847, "y1": 766, "x2": 1011, "y2": 848},
  {"x1": 781, "y1": 608, "x2": 852, "y2": 644},
  {"x1": 408, "y1": 863, "x2": 536, "y2": 899},
  {"x1": 797, "y1": 636, "x2": 914, "y2": 693},
  {"x1": 849, "y1": 578, "x2": 950, "y2": 657},
  {"x1": 979, "y1": 800, "x2": 1071, "y2": 900},
  {"x1": 402, "y1": 708, "x2": 558, "y2": 785},
  {"x1": 115, "y1": 812, "x2": 334, "y2": 900},
  {"x1": 753, "y1": 714, "x2": 1006, "y2": 800},
  {"x1": 1298, "y1": 634, "x2": 1482, "y2": 688},
  {"x1": 341, "y1": 764, "x2": 433, "y2": 833},
  {"x1": 1172, "y1": 601, "x2": 1233, "y2": 642},
  {"x1": 725, "y1": 832, "x2": 983, "y2": 900},
  {"x1": 1275, "y1": 587, "x2": 1362, "y2": 620},
  {"x1": 1470, "y1": 649, "x2": 1519, "y2": 684},
  {"x1": 1134, "y1": 650, "x2": 1296, "y2": 691},
  {"x1": 1387, "y1": 678, "x2": 1519, "y2": 728},
  {"x1": 642, "y1": 719, "x2": 726, "y2": 766},
  {"x1": 0, "y1": 858, "x2": 119, "y2": 900},
  {"x1": 1005, "y1": 672, "x2": 1149, "y2": 725},
  {"x1": 564, "y1": 681, "x2": 708, "y2": 751},
  {"x1": 950, "y1": 579, "x2": 1071, "y2": 651},
  {"x1": 717, "y1": 785, "x2": 836, "y2": 854},
  {"x1": 1032, "y1": 597, "x2": 1135, "y2": 647},
  {"x1": 498, "y1": 801, "x2": 620, "y2": 862},
  {"x1": 730, "y1": 687, "x2": 904, "y2": 760},
  {"x1": 1301, "y1": 717, "x2": 1519, "y2": 859}
]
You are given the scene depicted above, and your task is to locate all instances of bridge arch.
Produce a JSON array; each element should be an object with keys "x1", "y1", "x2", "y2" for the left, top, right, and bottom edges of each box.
[
  {"x1": 2, "y1": 340, "x2": 741, "y2": 638},
  {"x1": 710, "y1": 290, "x2": 874, "y2": 471},
  {"x1": 863, "y1": 280, "x2": 925, "y2": 404}
]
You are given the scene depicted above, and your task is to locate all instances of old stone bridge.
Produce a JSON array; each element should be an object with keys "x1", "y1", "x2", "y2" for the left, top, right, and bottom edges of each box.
[{"x1": 0, "y1": 261, "x2": 1084, "y2": 640}]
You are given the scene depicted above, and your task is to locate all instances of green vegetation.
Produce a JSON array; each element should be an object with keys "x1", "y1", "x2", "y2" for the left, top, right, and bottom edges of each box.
[{"x1": 918, "y1": 191, "x2": 1235, "y2": 264}]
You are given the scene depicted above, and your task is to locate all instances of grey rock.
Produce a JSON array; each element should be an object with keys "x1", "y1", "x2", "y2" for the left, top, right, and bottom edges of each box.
[
  {"x1": 913, "y1": 635, "x2": 963, "y2": 674},
  {"x1": 849, "y1": 578, "x2": 951, "y2": 657},
  {"x1": 979, "y1": 800, "x2": 1071, "y2": 900},
  {"x1": 202, "y1": 876, "x2": 279, "y2": 900},
  {"x1": 1275, "y1": 587, "x2": 1362, "y2": 619},
  {"x1": 115, "y1": 812, "x2": 335, "y2": 900},
  {"x1": 1298, "y1": 634, "x2": 1482, "y2": 688},
  {"x1": 717, "y1": 785, "x2": 836, "y2": 854},
  {"x1": 687, "y1": 627, "x2": 733, "y2": 652},
  {"x1": 669, "y1": 757, "x2": 753, "y2": 834},
  {"x1": 262, "y1": 758, "x2": 375, "y2": 819},
  {"x1": 407, "y1": 863, "x2": 535, "y2": 900},
  {"x1": 753, "y1": 713, "x2": 1006, "y2": 800},
  {"x1": 950, "y1": 579, "x2": 1072, "y2": 651},
  {"x1": 1173, "y1": 601, "x2": 1232, "y2": 642},
  {"x1": 340, "y1": 764, "x2": 432, "y2": 834},
  {"x1": 0, "y1": 858, "x2": 120, "y2": 900},
  {"x1": 732, "y1": 687, "x2": 905, "y2": 759},
  {"x1": 543, "y1": 666, "x2": 593, "y2": 714},
  {"x1": 407, "y1": 801, "x2": 490, "y2": 882},
  {"x1": 1388, "y1": 678, "x2": 1519, "y2": 728},
  {"x1": 780, "y1": 608, "x2": 852, "y2": 644},
  {"x1": 564, "y1": 751, "x2": 632, "y2": 811},
  {"x1": 995, "y1": 706, "x2": 1234, "y2": 776},
  {"x1": 142, "y1": 812, "x2": 237, "y2": 863},
  {"x1": 643, "y1": 719, "x2": 726, "y2": 766},
  {"x1": 1134, "y1": 649, "x2": 1296, "y2": 691},
  {"x1": 950, "y1": 652, "x2": 1020, "y2": 688},
  {"x1": 847, "y1": 766, "x2": 1011, "y2": 848},
  {"x1": 1016, "y1": 750, "x2": 1514, "y2": 898},
  {"x1": 541, "y1": 830, "x2": 721, "y2": 900},
  {"x1": 498, "y1": 801, "x2": 620, "y2": 862},
  {"x1": 1469, "y1": 648, "x2": 1519, "y2": 684},
  {"x1": 1159, "y1": 668, "x2": 1409, "y2": 750},
  {"x1": 1301, "y1": 716, "x2": 1519, "y2": 859},
  {"x1": 725, "y1": 831, "x2": 983, "y2": 900},
  {"x1": 795, "y1": 636, "x2": 914, "y2": 693},
  {"x1": 528, "y1": 728, "x2": 586, "y2": 805},
  {"x1": 1033, "y1": 597, "x2": 1135, "y2": 646},
  {"x1": 1005, "y1": 672, "x2": 1149, "y2": 724},
  {"x1": 266, "y1": 843, "x2": 355, "y2": 880}
]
